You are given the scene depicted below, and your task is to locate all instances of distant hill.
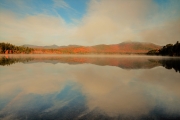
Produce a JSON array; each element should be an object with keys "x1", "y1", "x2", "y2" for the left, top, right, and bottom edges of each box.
[
  {"x1": 24, "y1": 41, "x2": 161, "y2": 54},
  {"x1": 91, "y1": 41, "x2": 162, "y2": 54},
  {"x1": 22, "y1": 44, "x2": 59, "y2": 49},
  {"x1": 22, "y1": 44, "x2": 82, "y2": 49}
]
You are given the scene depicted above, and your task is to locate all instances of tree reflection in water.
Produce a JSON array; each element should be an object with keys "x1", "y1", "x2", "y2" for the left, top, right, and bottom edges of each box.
[{"x1": 0, "y1": 55, "x2": 179, "y2": 72}]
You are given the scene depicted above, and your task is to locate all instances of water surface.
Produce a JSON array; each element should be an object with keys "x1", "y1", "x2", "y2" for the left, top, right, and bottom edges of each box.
[{"x1": 0, "y1": 55, "x2": 180, "y2": 120}]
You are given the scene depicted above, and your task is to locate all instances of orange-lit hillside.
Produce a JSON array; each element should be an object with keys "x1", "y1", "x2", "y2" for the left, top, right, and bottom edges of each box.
[
  {"x1": 1, "y1": 41, "x2": 161, "y2": 54},
  {"x1": 30, "y1": 42, "x2": 161, "y2": 54}
]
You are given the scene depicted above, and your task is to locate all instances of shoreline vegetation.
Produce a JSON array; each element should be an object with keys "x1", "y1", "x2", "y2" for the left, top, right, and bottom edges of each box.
[
  {"x1": 0, "y1": 43, "x2": 33, "y2": 54},
  {"x1": 0, "y1": 41, "x2": 179, "y2": 56},
  {"x1": 147, "y1": 41, "x2": 180, "y2": 56}
]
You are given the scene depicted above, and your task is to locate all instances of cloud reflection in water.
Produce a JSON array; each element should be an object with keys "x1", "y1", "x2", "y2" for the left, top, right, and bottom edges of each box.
[{"x1": 0, "y1": 55, "x2": 180, "y2": 119}]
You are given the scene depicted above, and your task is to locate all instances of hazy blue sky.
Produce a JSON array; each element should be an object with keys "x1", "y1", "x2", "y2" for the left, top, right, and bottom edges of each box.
[{"x1": 0, "y1": 0, "x2": 180, "y2": 46}]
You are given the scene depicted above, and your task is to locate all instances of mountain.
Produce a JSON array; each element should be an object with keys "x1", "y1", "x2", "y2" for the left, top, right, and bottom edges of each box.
[
  {"x1": 90, "y1": 41, "x2": 161, "y2": 54},
  {"x1": 22, "y1": 44, "x2": 59, "y2": 49},
  {"x1": 23, "y1": 41, "x2": 161, "y2": 54}
]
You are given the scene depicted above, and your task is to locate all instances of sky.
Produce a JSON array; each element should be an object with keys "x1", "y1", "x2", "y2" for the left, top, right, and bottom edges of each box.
[{"x1": 0, "y1": 0, "x2": 180, "y2": 46}]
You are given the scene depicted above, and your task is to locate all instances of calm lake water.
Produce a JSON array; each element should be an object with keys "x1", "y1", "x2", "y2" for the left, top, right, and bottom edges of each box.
[{"x1": 0, "y1": 54, "x2": 180, "y2": 120}]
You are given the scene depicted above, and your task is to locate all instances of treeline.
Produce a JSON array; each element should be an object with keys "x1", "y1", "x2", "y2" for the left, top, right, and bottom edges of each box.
[
  {"x1": 147, "y1": 41, "x2": 180, "y2": 56},
  {"x1": 0, "y1": 42, "x2": 34, "y2": 54}
]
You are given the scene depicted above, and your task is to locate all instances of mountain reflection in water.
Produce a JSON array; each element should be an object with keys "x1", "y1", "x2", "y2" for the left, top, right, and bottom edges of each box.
[
  {"x1": 0, "y1": 55, "x2": 180, "y2": 120},
  {"x1": 0, "y1": 55, "x2": 180, "y2": 72}
]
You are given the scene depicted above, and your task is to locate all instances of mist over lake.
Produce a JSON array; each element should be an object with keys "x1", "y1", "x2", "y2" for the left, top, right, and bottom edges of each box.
[
  {"x1": 1, "y1": 0, "x2": 180, "y2": 119},
  {"x1": 0, "y1": 55, "x2": 180, "y2": 120}
]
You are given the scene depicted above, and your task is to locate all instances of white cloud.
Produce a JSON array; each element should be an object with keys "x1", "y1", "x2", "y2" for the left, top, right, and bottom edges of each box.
[
  {"x1": 70, "y1": 0, "x2": 158, "y2": 45},
  {"x1": 0, "y1": 11, "x2": 67, "y2": 45},
  {"x1": 140, "y1": 19, "x2": 180, "y2": 45},
  {"x1": 0, "y1": 0, "x2": 180, "y2": 45},
  {"x1": 53, "y1": 0, "x2": 71, "y2": 9}
]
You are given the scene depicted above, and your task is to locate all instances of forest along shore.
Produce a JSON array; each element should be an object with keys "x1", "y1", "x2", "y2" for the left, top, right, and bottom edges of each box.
[
  {"x1": 0, "y1": 41, "x2": 179, "y2": 56},
  {"x1": 147, "y1": 41, "x2": 180, "y2": 56}
]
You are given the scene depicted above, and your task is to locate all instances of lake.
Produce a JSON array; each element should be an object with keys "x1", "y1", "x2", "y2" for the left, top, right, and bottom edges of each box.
[{"x1": 0, "y1": 54, "x2": 180, "y2": 120}]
